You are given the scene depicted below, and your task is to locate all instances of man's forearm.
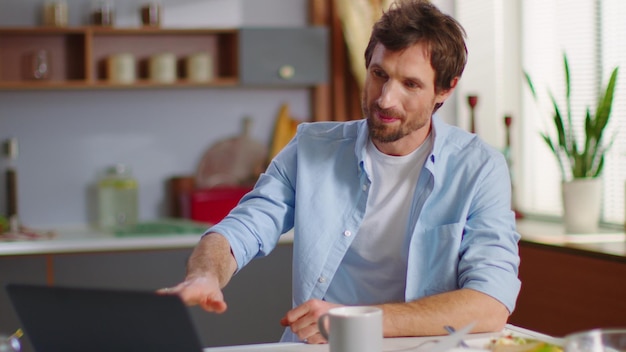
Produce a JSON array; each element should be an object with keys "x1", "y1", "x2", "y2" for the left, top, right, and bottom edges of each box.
[
  {"x1": 186, "y1": 232, "x2": 238, "y2": 288},
  {"x1": 378, "y1": 288, "x2": 509, "y2": 337}
]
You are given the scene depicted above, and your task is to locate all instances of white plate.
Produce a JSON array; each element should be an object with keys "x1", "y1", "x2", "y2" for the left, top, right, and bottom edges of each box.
[{"x1": 463, "y1": 336, "x2": 499, "y2": 351}]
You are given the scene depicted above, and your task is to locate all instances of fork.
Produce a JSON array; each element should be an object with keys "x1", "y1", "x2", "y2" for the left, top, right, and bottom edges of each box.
[{"x1": 444, "y1": 325, "x2": 470, "y2": 348}]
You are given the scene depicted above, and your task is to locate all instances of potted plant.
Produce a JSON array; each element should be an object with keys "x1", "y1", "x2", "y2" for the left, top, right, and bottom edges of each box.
[{"x1": 524, "y1": 53, "x2": 619, "y2": 233}]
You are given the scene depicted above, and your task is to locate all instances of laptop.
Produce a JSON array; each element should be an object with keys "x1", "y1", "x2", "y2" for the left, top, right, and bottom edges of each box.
[{"x1": 6, "y1": 283, "x2": 204, "y2": 352}]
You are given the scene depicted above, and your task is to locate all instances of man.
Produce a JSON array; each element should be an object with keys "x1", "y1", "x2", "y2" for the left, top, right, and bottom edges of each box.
[{"x1": 161, "y1": 0, "x2": 520, "y2": 344}]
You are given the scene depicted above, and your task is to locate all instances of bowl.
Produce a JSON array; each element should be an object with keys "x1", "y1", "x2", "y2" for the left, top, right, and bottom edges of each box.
[{"x1": 564, "y1": 329, "x2": 626, "y2": 352}]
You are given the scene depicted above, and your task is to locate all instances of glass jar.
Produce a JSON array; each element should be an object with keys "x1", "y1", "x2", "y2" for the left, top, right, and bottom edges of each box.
[
  {"x1": 43, "y1": 0, "x2": 68, "y2": 27},
  {"x1": 140, "y1": 2, "x2": 161, "y2": 27},
  {"x1": 97, "y1": 165, "x2": 138, "y2": 229},
  {"x1": 30, "y1": 49, "x2": 50, "y2": 80},
  {"x1": 91, "y1": 1, "x2": 115, "y2": 26}
]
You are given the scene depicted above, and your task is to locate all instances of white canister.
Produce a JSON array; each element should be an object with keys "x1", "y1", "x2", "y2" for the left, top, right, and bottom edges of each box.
[
  {"x1": 107, "y1": 53, "x2": 136, "y2": 84},
  {"x1": 149, "y1": 53, "x2": 177, "y2": 83},
  {"x1": 186, "y1": 52, "x2": 213, "y2": 83}
]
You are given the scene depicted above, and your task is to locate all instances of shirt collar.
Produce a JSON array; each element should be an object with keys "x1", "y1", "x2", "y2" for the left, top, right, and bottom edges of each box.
[
  {"x1": 356, "y1": 114, "x2": 450, "y2": 170},
  {"x1": 355, "y1": 120, "x2": 370, "y2": 177},
  {"x1": 429, "y1": 113, "x2": 451, "y2": 168}
]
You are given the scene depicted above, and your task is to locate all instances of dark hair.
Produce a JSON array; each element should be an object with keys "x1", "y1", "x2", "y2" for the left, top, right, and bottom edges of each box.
[{"x1": 364, "y1": 0, "x2": 467, "y2": 94}]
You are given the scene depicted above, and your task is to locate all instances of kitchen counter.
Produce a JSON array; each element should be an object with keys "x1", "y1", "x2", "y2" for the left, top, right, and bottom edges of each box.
[
  {"x1": 0, "y1": 220, "x2": 295, "y2": 256},
  {"x1": 0, "y1": 230, "x2": 203, "y2": 256},
  {"x1": 511, "y1": 218, "x2": 626, "y2": 336},
  {"x1": 1, "y1": 218, "x2": 623, "y2": 258},
  {"x1": 516, "y1": 218, "x2": 626, "y2": 260}
]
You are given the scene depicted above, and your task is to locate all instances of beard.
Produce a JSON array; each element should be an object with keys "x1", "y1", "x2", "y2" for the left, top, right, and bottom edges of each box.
[{"x1": 363, "y1": 97, "x2": 430, "y2": 144}]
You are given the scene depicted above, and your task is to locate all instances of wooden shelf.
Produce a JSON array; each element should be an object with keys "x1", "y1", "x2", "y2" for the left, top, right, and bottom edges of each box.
[
  {"x1": 0, "y1": 78, "x2": 239, "y2": 90},
  {"x1": 0, "y1": 26, "x2": 239, "y2": 89}
]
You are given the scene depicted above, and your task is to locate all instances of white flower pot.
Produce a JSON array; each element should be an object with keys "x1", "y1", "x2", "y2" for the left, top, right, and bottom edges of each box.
[{"x1": 562, "y1": 178, "x2": 603, "y2": 234}]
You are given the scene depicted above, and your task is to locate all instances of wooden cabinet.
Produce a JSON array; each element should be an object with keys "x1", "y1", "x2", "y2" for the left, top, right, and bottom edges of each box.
[
  {"x1": 508, "y1": 241, "x2": 626, "y2": 337},
  {"x1": 0, "y1": 26, "x2": 328, "y2": 89}
]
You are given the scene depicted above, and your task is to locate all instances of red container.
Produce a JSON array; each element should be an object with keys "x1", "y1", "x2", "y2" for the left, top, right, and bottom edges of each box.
[{"x1": 189, "y1": 186, "x2": 252, "y2": 224}]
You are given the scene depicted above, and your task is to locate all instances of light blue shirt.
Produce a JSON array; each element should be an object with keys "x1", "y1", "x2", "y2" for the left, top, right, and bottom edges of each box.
[{"x1": 208, "y1": 115, "x2": 521, "y2": 342}]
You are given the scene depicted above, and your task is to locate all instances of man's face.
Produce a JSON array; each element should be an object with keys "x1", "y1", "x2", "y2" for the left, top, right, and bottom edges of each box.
[{"x1": 362, "y1": 42, "x2": 455, "y2": 155}]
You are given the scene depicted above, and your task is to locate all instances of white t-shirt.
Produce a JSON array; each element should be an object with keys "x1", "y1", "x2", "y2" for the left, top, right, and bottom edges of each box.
[{"x1": 324, "y1": 133, "x2": 433, "y2": 305}]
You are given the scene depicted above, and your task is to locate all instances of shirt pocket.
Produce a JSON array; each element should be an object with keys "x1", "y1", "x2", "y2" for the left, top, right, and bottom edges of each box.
[{"x1": 419, "y1": 222, "x2": 464, "y2": 296}]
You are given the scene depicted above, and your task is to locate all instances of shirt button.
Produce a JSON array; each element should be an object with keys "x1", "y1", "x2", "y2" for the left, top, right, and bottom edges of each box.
[
  {"x1": 343, "y1": 230, "x2": 352, "y2": 237},
  {"x1": 362, "y1": 184, "x2": 367, "y2": 191},
  {"x1": 318, "y1": 276, "x2": 326, "y2": 283}
]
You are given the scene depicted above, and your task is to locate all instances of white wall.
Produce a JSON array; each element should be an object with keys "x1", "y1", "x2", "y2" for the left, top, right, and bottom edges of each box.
[
  {"x1": 429, "y1": 0, "x2": 458, "y2": 125},
  {"x1": 453, "y1": 0, "x2": 524, "y2": 209},
  {"x1": 0, "y1": 0, "x2": 307, "y2": 28},
  {"x1": 454, "y1": 0, "x2": 521, "y2": 152},
  {"x1": 0, "y1": 0, "x2": 311, "y2": 227},
  {"x1": 1, "y1": 89, "x2": 310, "y2": 226}
]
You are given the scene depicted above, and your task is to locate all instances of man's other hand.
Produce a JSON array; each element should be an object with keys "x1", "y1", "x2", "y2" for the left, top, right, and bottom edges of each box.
[{"x1": 280, "y1": 299, "x2": 342, "y2": 344}]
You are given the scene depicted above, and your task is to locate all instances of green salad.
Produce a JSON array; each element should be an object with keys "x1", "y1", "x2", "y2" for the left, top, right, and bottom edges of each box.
[{"x1": 487, "y1": 334, "x2": 563, "y2": 352}]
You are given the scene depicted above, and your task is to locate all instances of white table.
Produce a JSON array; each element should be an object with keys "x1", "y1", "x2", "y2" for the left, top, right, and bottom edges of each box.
[{"x1": 203, "y1": 324, "x2": 562, "y2": 352}]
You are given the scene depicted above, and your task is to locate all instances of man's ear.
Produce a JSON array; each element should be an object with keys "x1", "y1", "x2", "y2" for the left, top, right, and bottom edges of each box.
[{"x1": 436, "y1": 77, "x2": 459, "y2": 104}]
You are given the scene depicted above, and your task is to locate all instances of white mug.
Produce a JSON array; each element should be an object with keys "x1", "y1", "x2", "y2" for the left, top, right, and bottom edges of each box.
[{"x1": 318, "y1": 306, "x2": 383, "y2": 352}]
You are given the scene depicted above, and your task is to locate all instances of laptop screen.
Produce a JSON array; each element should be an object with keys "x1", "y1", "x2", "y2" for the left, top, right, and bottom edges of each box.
[{"x1": 6, "y1": 284, "x2": 204, "y2": 352}]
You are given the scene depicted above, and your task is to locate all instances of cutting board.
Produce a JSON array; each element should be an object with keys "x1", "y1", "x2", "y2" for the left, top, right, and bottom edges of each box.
[{"x1": 195, "y1": 117, "x2": 267, "y2": 189}]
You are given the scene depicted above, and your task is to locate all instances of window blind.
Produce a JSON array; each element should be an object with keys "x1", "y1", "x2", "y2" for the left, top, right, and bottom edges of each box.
[{"x1": 600, "y1": 0, "x2": 626, "y2": 223}]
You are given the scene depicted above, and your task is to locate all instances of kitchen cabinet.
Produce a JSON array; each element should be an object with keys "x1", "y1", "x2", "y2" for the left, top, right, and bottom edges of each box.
[
  {"x1": 240, "y1": 27, "x2": 328, "y2": 86},
  {"x1": 0, "y1": 26, "x2": 328, "y2": 90},
  {"x1": 1, "y1": 245, "x2": 293, "y2": 350},
  {"x1": 0, "y1": 255, "x2": 48, "y2": 352},
  {"x1": 508, "y1": 240, "x2": 626, "y2": 337}
]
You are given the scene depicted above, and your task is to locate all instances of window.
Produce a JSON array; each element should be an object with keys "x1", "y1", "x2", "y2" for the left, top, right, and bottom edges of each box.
[{"x1": 520, "y1": 0, "x2": 626, "y2": 225}]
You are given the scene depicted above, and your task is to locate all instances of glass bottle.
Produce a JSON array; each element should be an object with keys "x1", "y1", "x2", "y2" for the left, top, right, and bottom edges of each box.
[{"x1": 97, "y1": 165, "x2": 138, "y2": 229}]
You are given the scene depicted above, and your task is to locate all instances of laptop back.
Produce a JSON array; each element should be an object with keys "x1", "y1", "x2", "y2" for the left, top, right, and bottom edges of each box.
[{"x1": 6, "y1": 283, "x2": 204, "y2": 352}]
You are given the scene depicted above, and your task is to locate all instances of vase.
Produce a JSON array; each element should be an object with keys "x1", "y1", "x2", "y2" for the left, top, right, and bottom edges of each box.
[{"x1": 561, "y1": 178, "x2": 603, "y2": 234}]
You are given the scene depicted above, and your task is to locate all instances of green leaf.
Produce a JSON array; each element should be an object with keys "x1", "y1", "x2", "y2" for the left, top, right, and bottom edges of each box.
[
  {"x1": 563, "y1": 53, "x2": 574, "y2": 150},
  {"x1": 584, "y1": 108, "x2": 594, "y2": 153},
  {"x1": 594, "y1": 67, "x2": 619, "y2": 137},
  {"x1": 524, "y1": 71, "x2": 538, "y2": 100},
  {"x1": 593, "y1": 156, "x2": 605, "y2": 177},
  {"x1": 564, "y1": 54, "x2": 571, "y2": 100},
  {"x1": 548, "y1": 92, "x2": 567, "y2": 150},
  {"x1": 540, "y1": 132, "x2": 557, "y2": 154}
]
